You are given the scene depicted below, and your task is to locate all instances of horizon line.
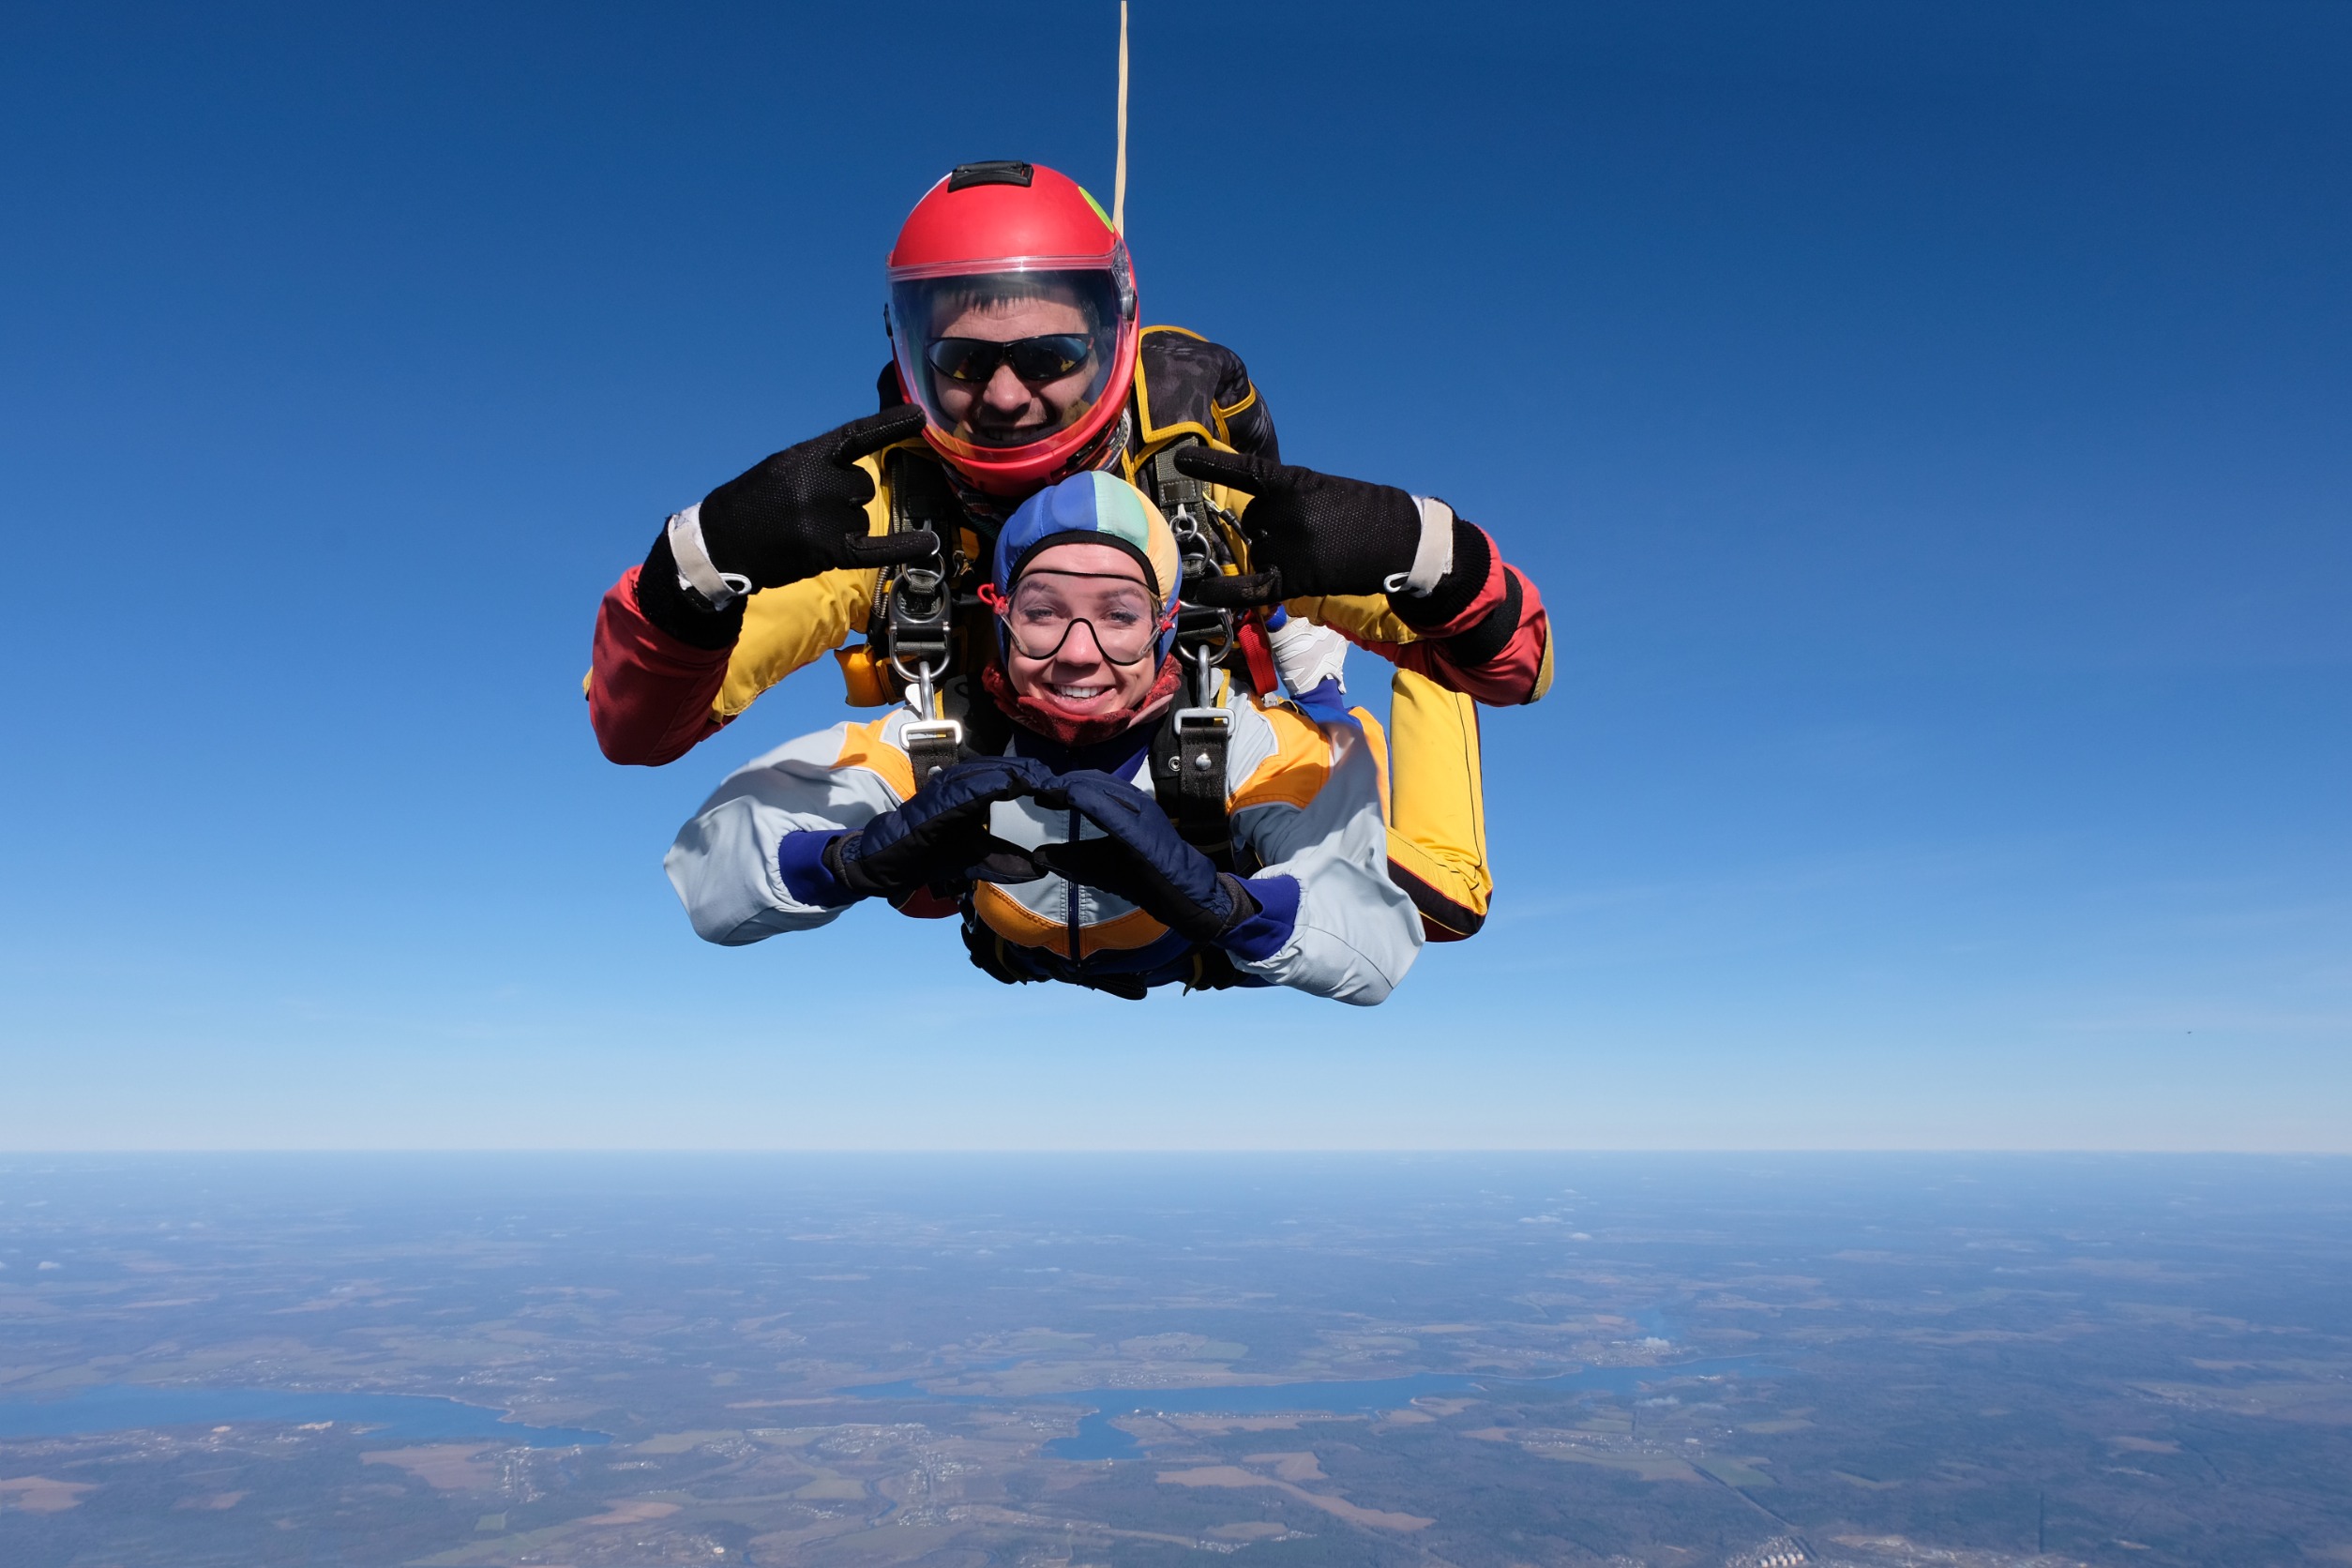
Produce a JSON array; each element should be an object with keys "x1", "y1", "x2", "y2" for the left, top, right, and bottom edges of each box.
[{"x1": 4, "y1": 1146, "x2": 2348, "y2": 1158}]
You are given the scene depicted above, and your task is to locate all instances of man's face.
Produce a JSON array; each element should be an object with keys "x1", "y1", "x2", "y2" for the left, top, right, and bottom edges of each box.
[{"x1": 928, "y1": 290, "x2": 1097, "y2": 445}]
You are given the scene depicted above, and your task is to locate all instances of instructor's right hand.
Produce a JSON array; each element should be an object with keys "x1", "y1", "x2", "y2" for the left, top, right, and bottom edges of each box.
[{"x1": 697, "y1": 407, "x2": 936, "y2": 589}]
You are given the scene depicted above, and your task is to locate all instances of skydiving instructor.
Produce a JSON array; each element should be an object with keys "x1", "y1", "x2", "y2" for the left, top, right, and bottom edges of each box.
[{"x1": 588, "y1": 160, "x2": 1551, "y2": 955}]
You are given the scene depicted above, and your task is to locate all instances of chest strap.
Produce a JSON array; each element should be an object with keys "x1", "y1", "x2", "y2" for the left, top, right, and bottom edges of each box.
[
  {"x1": 1150, "y1": 701, "x2": 1239, "y2": 874},
  {"x1": 879, "y1": 448, "x2": 982, "y2": 788}
]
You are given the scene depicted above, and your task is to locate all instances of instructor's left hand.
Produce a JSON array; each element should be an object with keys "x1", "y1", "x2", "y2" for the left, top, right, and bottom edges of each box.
[{"x1": 1170, "y1": 448, "x2": 1425, "y2": 608}]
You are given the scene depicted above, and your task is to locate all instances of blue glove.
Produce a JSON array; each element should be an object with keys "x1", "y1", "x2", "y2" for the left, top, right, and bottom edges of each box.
[
  {"x1": 1031, "y1": 770, "x2": 1256, "y2": 943},
  {"x1": 827, "y1": 754, "x2": 1055, "y2": 902}
]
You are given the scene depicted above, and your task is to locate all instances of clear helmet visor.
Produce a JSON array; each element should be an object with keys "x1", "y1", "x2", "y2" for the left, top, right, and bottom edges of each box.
[{"x1": 889, "y1": 266, "x2": 1128, "y2": 456}]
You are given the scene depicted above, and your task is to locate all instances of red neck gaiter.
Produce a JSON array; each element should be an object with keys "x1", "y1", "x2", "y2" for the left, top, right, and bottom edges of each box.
[{"x1": 982, "y1": 655, "x2": 1185, "y2": 749}]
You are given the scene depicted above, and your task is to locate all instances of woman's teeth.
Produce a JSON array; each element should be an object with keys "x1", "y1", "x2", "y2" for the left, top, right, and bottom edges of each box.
[{"x1": 1050, "y1": 684, "x2": 1109, "y2": 701}]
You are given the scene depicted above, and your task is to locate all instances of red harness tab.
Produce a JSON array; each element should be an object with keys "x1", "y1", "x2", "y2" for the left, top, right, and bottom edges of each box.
[{"x1": 1235, "y1": 614, "x2": 1279, "y2": 697}]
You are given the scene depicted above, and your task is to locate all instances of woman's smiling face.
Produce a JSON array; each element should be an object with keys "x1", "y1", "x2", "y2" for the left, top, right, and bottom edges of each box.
[{"x1": 1000, "y1": 541, "x2": 1162, "y2": 718}]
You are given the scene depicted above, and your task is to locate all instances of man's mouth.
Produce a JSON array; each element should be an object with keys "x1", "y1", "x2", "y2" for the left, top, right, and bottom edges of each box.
[{"x1": 1048, "y1": 684, "x2": 1110, "y2": 701}]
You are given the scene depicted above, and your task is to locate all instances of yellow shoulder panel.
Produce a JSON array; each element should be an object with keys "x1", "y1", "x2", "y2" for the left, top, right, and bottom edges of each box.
[
  {"x1": 832, "y1": 716, "x2": 915, "y2": 805},
  {"x1": 1230, "y1": 704, "x2": 1333, "y2": 815}
]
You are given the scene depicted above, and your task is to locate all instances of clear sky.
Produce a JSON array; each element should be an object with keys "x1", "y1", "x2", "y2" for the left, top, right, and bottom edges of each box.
[{"x1": 2, "y1": 1, "x2": 2345, "y2": 1152}]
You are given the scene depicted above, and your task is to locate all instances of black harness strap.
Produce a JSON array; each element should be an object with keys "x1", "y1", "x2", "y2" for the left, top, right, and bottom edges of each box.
[
  {"x1": 1139, "y1": 434, "x2": 1247, "y2": 873},
  {"x1": 877, "y1": 448, "x2": 990, "y2": 787},
  {"x1": 1150, "y1": 704, "x2": 1238, "y2": 874},
  {"x1": 888, "y1": 447, "x2": 967, "y2": 539},
  {"x1": 1141, "y1": 440, "x2": 1209, "y2": 530},
  {"x1": 903, "y1": 718, "x2": 960, "y2": 790}
]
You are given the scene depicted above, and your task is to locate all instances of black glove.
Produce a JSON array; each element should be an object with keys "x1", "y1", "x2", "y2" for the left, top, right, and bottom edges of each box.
[
  {"x1": 827, "y1": 754, "x2": 1055, "y2": 903},
  {"x1": 1031, "y1": 771, "x2": 1257, "y2": 944},
  {"x1": 699, "y1": 406, "x2": 940, "y2": 588},
  {"x1": 1170, "y1": 447, "x2": 1426, "y2": 609},
  {"x1": 635, "y1": 407, "x2": 940, "y2": 647}
]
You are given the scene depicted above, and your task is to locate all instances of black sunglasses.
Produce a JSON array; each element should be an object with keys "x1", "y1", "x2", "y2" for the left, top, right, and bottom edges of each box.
[{"x1": 925, "y1": 334, "x2": 1094, "y2": 384}]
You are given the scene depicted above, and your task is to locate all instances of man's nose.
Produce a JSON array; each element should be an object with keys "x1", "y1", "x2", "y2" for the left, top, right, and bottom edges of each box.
[{"x1": 982, "y1": 363, "x2": 1031, "y2": 412}]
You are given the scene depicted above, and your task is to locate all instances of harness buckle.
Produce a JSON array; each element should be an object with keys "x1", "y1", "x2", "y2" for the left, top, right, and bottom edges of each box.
[
  {"x1": 883, "y1": 547, "x2": 952, "y2": 685},
  {"x1": 901, "y1": 718, "x2": 966, "y2": 790},
  {"x1": 1169, "y1": 705, "x2": 1231, "y2": 779},
  {"x1": 1173, "y1": 611, "x2": 1233, "y2": 709},
  {"x1": 884, "y1": 542, "x2": 967, "y2": 789}
]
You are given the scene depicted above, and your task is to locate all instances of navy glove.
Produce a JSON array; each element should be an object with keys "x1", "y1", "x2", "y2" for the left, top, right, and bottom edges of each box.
[
  {"x1": 1170, "y1": 447, "x2": 1428, "y2": 609},
  {"x1": 1031, "y1": 770, "x2": 1257, "y2": 944},
  {"x1": 828, "y1": 754, "x2": 1055, "y2": 903}
]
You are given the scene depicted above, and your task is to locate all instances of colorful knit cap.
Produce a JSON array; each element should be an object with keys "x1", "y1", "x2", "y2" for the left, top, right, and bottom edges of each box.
[{"x1": 990, "y1": 470, "x2": 1183, "y2": 606}]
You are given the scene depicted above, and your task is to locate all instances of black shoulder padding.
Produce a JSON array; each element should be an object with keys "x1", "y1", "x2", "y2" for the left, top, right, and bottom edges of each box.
[
  {"x1": 1136, "y1": 332, "x2": 1280, "y2": 461},
  {"x1": 948, "y1": 160, "x2": 1033, "y2": 190}
]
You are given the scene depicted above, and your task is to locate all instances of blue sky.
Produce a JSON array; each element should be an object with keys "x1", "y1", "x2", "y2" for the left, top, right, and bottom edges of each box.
[{"x1": 2, "y1": 1, "x2": 2344, "y2": 1151}]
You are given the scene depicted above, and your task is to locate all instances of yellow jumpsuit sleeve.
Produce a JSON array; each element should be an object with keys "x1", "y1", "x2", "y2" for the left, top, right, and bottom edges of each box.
[{"x1": 1279, "y1": 593, "x2": 1419, "y2": 645}]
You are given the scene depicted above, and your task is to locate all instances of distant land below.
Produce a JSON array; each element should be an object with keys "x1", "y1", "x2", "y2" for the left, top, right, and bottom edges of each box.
[{"x1": 3, "y1": 1153, "x2": 2347, "y2": 1568}]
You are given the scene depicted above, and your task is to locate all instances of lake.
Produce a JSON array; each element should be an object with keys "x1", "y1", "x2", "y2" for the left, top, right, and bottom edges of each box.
[
  {"x1": 0, "y1": 1385, "x2": 610, "y2": 1447},
  {"x1": 852, "y1": 1357, "x2": 1772, "y2": 1461}
]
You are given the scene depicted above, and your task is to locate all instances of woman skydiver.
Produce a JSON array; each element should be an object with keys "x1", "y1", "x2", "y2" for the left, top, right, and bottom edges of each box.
[{"x1": 662, "y1": 470, "x2": 1421, "y2": 1003}]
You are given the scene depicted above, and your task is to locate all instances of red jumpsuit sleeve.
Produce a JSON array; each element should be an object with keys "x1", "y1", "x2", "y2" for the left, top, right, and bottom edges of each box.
[
  {"x1": 587, "y1": 565, "x2": 736, "y2": 765},
  {"x1": 1340, "y1": 529, "x2": 1551, "y2": 707}
]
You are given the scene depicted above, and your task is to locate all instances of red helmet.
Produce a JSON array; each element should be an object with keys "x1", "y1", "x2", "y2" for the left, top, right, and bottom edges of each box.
[{"x1": 886, "y1": 162, "x2": 1140, "y2": 497}]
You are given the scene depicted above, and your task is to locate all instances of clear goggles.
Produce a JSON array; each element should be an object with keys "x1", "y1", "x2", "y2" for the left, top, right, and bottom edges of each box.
[{"x1": 981, "y1": 569, "x2": 1173, "y2": 667}]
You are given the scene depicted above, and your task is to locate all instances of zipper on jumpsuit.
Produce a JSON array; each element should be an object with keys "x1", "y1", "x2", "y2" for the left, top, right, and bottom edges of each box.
[{"x1": 1064, "y1": 808, "x2": 1083, "y2": 961}]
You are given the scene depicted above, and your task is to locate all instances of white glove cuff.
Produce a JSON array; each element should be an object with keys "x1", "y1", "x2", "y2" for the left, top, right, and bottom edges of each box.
[
  {"x1": 667, "y1": 504, "x2": 751, "y2": 611},
  {"x1": 1384, "y1": 496, "x2": 1457, "y2": 597}
]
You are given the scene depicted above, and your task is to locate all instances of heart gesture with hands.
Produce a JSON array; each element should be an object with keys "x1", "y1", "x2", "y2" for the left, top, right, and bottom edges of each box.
[{"x1": 830, "y1": 760, "x2": 1252, "y2": 946}]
